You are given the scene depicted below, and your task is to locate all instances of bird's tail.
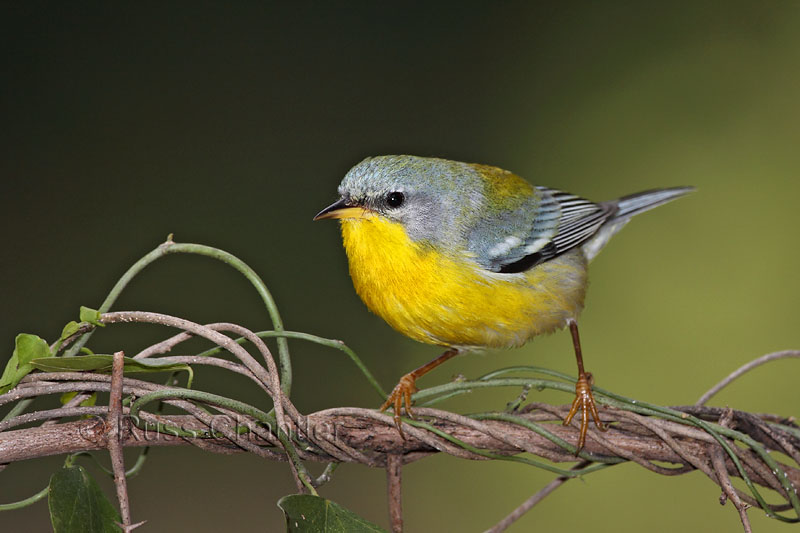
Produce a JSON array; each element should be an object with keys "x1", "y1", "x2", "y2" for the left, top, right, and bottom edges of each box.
[
  {"x1": 583, "y1": 186, "x2": 695, "y2": 262},
  {"x1": 614, "y1": 187, "x2": 695, "y2": 219}
]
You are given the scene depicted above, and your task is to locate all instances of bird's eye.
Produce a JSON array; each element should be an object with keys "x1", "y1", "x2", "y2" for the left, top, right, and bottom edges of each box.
[{"x1": 386, "y1": 191, "x2": 405, "y2": 208}]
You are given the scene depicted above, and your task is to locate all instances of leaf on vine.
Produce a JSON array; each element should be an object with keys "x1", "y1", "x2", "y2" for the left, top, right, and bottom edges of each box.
[
  {"x1": 0, "y1": 333, "x2": 52, "y2": 394},
  {"x1": 79, "y1": 306, "x2": 104, "y2": 327},
  {"x1": 48, "y1": 465, "x2": 121, "y2": 533},
  {"x1": 60, "y1": 391, "x2": 97, "y2": 406},
  {"x1": 31, "y1": 355, "x2": 194, "y2": 388},
  {"x1": 60, "y1": 321, "x2": 82, "y2": 341},
  {"x1": 278, "y1": 494, "x2": 386, "y2": 533}
]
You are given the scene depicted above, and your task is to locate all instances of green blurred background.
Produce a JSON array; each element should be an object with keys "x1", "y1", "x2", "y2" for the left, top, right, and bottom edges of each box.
[{"x1": 2, "y1": 2, "x2": 798, "y2": 532}]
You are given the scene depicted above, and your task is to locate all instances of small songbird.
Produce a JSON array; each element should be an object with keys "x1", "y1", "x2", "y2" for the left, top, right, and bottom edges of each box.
[{"x1": 315, "y1": 155, "x2": 692, "y2": 449}]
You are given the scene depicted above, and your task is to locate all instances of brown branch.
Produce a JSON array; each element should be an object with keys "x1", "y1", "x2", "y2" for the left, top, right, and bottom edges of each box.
[
  {"x1": 107, "y1": 351, "x2": 140, "y2": 531},
  {"x1": 2, "y1": 407, "x2": 797, "y2": 492},
  {"x1": 712, "y1": 444, "x2": 752, "y2": 532},
  {"x1": 386, "y1": 454, "x2": 403, "y2": 533},
  {"x1": 107, "y1": 351, "x2": 128, "y2": 526},
  {"x1": 4, "y1": 309, "x2": 797, "y2": 530}
]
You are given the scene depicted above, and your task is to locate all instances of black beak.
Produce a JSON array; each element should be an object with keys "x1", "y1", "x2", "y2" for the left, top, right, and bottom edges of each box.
[{"x1": 313, "y1": 197, "x2": 356, "y2": 221}]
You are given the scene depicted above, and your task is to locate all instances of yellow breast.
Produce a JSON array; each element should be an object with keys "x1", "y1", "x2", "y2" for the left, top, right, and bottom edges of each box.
[{"x1": 340, "y1": 214, "x2": 588, "y2": 349}]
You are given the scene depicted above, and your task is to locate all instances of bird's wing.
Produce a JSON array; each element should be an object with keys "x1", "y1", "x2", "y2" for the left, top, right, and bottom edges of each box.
[{"x1": 467, "y1": 187, "x2": 617, "y2": 273}]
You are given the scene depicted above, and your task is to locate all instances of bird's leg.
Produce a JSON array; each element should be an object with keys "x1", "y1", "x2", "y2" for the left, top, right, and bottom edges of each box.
[
  {"x1": 380, "y1": 348, "x2": 460, "y2": 437},
  {"x1": 562, "y1": 318, "x2": 607, "y2": 451}
]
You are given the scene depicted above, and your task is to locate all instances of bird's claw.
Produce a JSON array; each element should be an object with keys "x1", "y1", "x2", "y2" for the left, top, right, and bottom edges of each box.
[
  {"x1": 563, "y1": 371, "x2": 607, "y2": 453},
  {"x1": 380, "y1": 373, "x2": 419, "y2": 439}
]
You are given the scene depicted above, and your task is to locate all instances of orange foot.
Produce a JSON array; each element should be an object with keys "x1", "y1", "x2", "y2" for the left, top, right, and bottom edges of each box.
[
  {"x1": 563, "y1": 372, "x2": 607, "y2": 452},
  {"x1": 380, "y1": 372, "x2": 418, "y2": 438}
]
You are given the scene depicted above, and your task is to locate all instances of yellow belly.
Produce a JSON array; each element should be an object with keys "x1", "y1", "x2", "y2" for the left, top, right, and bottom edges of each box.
[{"x1": 340, "y1": 215, "x2": 588, "y2": 348}]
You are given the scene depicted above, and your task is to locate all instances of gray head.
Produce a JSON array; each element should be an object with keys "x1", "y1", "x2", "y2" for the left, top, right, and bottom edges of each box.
[{"x1": 318, "y1": 155, "x2": 486, "y2": 245}]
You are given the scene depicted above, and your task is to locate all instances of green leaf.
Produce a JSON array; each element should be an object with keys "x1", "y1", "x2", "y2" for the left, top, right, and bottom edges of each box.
[
  {"x1": 51, "y1": 321, "x2": 84, "y2": 355},
  {"x1": 278, "y1": 494, "x2": 386, "y2": 533},
  {"x1": 60, "y1": 321, "x2": 81, "y2": 341},
  {"x1": 60, "y1": 391, "x2": 97, "y2": 406},
  {"x1": 0, "y1": 334, "x2": 52, "y2": 394},
  {"x1": 16, "y1": 333, "x2": 51, "y2": 364},
  {"x1": 31, "y1": 355, "x2": 194, "y2": 388},
  {"x1": 79, "y1": 306, "x2": 104, "y2": 328},
  {"x1": 48, "y1": 465, "x2": 121, "y2": 533}
]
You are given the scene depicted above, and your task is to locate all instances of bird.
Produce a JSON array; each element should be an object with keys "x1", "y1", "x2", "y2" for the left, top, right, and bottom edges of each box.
[{"x1": 314, "y1": 155, "x2": 693, "y2": 450}]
